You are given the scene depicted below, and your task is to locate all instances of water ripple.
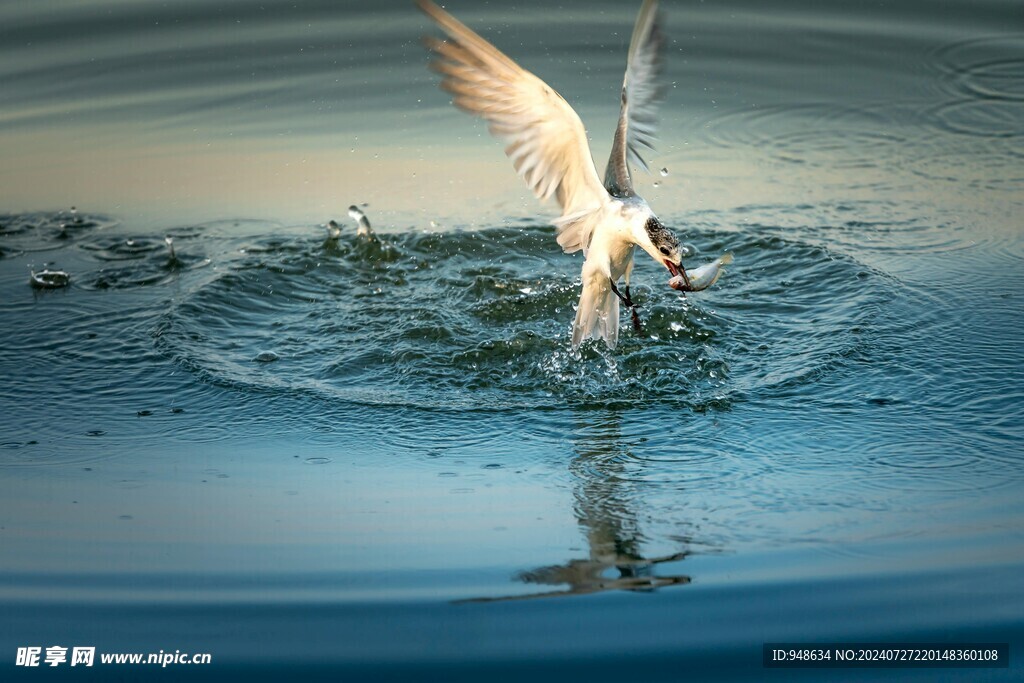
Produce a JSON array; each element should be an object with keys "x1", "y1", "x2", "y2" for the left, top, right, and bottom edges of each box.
[
  {"x1": 0, "y1": 210, "x2": 114, "y2": 254},
  {"x1": 697, "y1": 104, "x2": 906, "y2": 171},
  {"x1": 926, "y1": 34, "x2": 1024, "y2": 143},
  {"x1": 150, "y1": 223, "x2": 894, "y2": 412},
  {"x1": 932, "y1": 34, "x2": 1024, "y2": 103},
  {"x1": 929, "y1": 99, "x2": 1024, "y2": 139}
]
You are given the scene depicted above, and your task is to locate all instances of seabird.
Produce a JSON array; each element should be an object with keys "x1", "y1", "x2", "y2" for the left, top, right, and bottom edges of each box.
[{"x1": 418, "y1": 0, "x2": 689, "y2": 348}]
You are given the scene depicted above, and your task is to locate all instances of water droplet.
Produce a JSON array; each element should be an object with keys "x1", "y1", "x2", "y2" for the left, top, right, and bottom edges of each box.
[{"x1": 660, "y1": 167, "x2": 669, "y2": 176}]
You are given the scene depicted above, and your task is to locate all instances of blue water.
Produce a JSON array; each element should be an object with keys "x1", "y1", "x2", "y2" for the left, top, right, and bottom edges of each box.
[{"x1": 1, "y1": 0, "x2": 1023, "y2": 680}]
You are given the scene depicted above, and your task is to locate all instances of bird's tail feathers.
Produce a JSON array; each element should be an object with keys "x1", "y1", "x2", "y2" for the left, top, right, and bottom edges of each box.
[{"x1": 572, "y1": 277, "x2": 619, "y2": 349}]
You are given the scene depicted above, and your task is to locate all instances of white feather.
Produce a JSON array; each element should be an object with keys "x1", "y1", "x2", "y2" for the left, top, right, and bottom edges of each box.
[
  {"x1": 573, "y1": 264, "x2": 620, "y2": 349},
  {"x1": 418, "y1": 0, "x2": 609, "y2": 224}
]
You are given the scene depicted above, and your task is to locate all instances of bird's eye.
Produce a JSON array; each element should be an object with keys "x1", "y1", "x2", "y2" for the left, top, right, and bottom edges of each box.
[{"x1": 659, "y1": 246, "x2": 671, "y2": 256}]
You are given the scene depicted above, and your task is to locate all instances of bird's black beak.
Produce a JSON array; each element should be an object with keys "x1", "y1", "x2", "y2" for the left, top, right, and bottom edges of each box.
[{"x1": 665, "y1": 258, "x2": 692, "y2": 290}]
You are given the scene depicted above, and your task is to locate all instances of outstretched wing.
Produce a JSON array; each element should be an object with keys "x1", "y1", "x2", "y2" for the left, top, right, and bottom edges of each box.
[
  {"x1": 417, "y1": 0, "x2": 609, "y2": 224},
  {"x1": 604, "y1": 0, "x2": 664, "y2": 197}
]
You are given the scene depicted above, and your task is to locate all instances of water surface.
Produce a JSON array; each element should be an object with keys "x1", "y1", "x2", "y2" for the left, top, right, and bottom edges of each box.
[{"x1": 1, "y1": 0, "x2": 1022, "y2": 680}]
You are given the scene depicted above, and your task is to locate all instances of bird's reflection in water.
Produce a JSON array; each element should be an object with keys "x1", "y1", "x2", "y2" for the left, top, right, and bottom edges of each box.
[{"x1": 464, "y1": 409, "x2": 692, "y2": 603}]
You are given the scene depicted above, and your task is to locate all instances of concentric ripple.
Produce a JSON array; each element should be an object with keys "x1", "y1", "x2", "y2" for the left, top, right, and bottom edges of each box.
[
  {"x1": 154, "y1": 223, "x2": 896, "y2": 411},
  {"x1": 927, "y1": 34, "x2": 1024, "y2": 140},
  {"x1": 75, "y1": 230, "x2": 210, "y2": 290},
  {"x1": 697, "y1": 104, "x2": 906, "y2": 171},
  {"x1": 0, "y1": 210, "x2": 114, "y2": 254},
  {"x1": 932, "y1": 35, "x2": 1024, "y2": 102},
  {"x1": 929, "y1": 99, "x2": 1024, "y2": 139}
]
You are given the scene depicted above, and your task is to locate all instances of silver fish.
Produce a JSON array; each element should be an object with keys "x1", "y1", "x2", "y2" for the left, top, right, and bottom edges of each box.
[{"x1": 669, "y1": 253, "x2": 733, "y2": 292}]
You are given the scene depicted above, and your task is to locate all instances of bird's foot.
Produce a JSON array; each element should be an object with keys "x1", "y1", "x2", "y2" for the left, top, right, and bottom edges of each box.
[
  {"x1": 630, "y1": 306, "x2": 644, "y2": 334},
  {"x1": 611, "y1": 281, "x2": 644, "y2": 335}
]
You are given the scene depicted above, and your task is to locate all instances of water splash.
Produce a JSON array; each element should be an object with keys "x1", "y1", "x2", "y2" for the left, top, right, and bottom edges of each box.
[
  {"x1": 326, "y1": 220, "x2": 343, "y2": 241},
  {"x1": 29, "y1": 268, "x2": 71, "y2": 289},
  {"x1": 347, "y1": 205, "x2": 376, "y2": 240},
  {"x1": 150, "y1": 221, "x2": 898, "y2": 413}
]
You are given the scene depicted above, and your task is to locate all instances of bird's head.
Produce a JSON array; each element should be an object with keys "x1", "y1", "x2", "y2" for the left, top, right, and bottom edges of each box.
[{"x1": 635, "y1": 216, "x2": 686, "y2": 278}]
